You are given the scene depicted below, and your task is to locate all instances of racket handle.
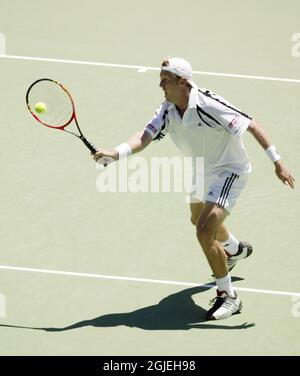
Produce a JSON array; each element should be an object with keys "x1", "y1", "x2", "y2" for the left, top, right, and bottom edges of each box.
[{"x1": 81, "y1": 136, "x2": 98, "y2": 154}]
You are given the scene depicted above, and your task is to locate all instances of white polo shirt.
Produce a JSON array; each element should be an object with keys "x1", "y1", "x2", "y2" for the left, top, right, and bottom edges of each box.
[{"x1": 144, "y1": 86, "x2": 252, "y2": 176}]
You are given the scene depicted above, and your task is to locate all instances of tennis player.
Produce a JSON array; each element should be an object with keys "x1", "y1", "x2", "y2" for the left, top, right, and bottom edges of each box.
[{"x1": 93, "y1": 58, "x2": 295, "y2": 320}]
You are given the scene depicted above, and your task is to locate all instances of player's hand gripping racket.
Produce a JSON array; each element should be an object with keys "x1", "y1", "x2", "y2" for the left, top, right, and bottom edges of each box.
[{"x1": 26, "y1": 78, "x2": 98, "y2": 154}]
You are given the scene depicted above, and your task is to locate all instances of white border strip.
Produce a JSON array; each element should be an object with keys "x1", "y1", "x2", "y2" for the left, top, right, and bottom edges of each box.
[
  {"x1": 0, "y1": 264, "x2": 299, "y2": 297},
  {"x1": 1, "y1": 54, "x2": 300, "y2": 84}
]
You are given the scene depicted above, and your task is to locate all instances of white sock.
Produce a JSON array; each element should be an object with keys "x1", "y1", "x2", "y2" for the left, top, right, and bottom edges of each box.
[
  {"x1": 221, "y1": 232, "x2": 239, "y2": 255},
  {"x1": 216, "y1": 274, "x2": 235, "y2": 297}
]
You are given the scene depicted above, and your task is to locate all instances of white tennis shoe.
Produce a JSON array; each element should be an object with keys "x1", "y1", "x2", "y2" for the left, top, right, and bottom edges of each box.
[{"x1": 206, "y1": 291, "x2": 242, "y2": 320}]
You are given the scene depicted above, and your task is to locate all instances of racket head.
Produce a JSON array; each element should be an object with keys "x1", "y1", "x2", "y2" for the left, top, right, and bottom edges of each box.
[{"x1": 26, "y1": 78, "x2": 76, "y2": 129}]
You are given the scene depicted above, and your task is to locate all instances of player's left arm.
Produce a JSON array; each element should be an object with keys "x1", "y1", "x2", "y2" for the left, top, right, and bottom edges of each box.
[{"x1": 247, "y1": 119, "x2": 295, "y2": 188}]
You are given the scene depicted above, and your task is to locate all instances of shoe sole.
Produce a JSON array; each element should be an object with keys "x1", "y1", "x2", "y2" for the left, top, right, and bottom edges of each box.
[
  {"x1": 228, "y1": 246, "x2": 253, "y2": 272},
  {"x1": 210, "y1": 245, "x2": 253, "y2": 277}
]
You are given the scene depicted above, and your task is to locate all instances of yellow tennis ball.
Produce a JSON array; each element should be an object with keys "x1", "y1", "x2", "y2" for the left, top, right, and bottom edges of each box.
[{"x1": 35, "y1": 102, "x2": 47, "y2": 114}]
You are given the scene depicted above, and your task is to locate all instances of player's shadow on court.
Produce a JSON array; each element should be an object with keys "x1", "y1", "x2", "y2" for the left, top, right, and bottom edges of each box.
[{"x1": 0, "y1": 277, "x2": 254, "y2": 332}]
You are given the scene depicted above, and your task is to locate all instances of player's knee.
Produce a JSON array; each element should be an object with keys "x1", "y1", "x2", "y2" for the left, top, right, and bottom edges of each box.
[
  {"x1": 196, "y1": 223, "x2": 211, "y2": 240},
  {"x1": 196, "y1": 218, "x2": 217, "y2": 242}
]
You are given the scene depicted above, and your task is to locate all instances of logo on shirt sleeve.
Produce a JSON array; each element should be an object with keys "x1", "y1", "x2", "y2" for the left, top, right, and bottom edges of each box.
[
  {"x1": 147, "y1": 123, "x2": 158, "y2": 134},
  {"x1": 228, "y1": 115, "x2": 239, "y2": 129}
]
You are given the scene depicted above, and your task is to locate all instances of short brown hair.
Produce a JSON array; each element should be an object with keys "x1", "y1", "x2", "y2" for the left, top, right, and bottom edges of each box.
[{"x1": 161, "y1": 59, "x2": 170, "y2": 67}]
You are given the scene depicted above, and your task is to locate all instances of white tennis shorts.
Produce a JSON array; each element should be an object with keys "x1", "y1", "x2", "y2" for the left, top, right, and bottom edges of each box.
[{"x1": 190, "y1": 170, "x2": 249, "y2": 213}]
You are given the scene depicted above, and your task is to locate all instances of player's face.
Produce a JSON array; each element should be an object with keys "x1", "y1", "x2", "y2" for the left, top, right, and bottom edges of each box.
[{"x1": 159, "y1": 71, "x2": 181, "y2": 103}]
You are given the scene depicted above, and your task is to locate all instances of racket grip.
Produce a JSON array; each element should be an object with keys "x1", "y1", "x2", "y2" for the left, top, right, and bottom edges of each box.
[{"x1": 81, "y1": 137, "x2": 98, "y2": 154}]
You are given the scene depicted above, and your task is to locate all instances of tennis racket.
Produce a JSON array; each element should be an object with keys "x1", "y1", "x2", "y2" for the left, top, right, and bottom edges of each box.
[{"x1": 26, "y1": 78, "x2": 98, "y2": 154}]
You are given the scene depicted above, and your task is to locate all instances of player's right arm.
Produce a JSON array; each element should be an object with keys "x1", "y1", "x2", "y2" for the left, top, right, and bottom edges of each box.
[
  {"x1": 92, "y1": 130, "x2": 152, "y2": 164},
  {"x1": 127, "y1": 130, "x2": 153, "y2": 154},
  {"x1": 93, "y1": 102, "x2": 169, "y2": 164}
]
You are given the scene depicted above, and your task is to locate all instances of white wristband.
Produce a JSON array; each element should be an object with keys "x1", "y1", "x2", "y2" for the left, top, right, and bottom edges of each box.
[
  {"x1": 265, "y1": 145, "x2": 281, "y2": 163},
  {"x1": 115, "y1": 143, "x2": 132, "y2": 159}
]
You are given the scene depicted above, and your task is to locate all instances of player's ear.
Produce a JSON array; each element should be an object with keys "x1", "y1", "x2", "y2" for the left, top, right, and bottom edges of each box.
[{"x1": 179, "y1": 78, "x2": 189, "y2": 87}]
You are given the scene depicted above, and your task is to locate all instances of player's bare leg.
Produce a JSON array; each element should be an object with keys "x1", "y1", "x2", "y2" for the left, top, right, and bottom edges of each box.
[
  {"x1": 190, "y1": 202, "x2": 229, "y2": 242},
  {"x1": 195, "y1": 202, "x2": 228, "y2": 278},
  {"x1": 195, "y1": 202, "x2": 242, "y2": 320},
  {"x1": 190, "y1": 202, "x2": 253, "y2": 271}
]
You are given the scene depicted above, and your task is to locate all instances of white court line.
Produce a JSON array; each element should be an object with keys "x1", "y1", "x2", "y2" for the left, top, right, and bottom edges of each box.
[
  {"x1": 1, "y1": 54, "x2": 300, "y2": 84},
  {"x1": 0, "y1": 264, "x2": 299, "y2": 297}
]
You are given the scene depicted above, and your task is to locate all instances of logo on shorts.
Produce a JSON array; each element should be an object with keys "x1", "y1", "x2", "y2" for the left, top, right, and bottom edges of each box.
[
  {"x1": 208, "y1": 190, "x2": 214, "y2": 196},
  {"x1": 228, "y1": 115, "x2": 239, "y2": 129}
]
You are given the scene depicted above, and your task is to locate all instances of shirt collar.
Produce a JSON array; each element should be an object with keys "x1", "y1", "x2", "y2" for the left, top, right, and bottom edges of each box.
[{"x1": 187, "y1": 86, "x2": 198, "y2": 109}]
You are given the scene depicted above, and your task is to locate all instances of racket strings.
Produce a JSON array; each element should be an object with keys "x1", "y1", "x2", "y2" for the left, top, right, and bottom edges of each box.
[
  {"x1": 27, "y1": 81, "x2": 74, "y2": 127},
  {"x1": 51, "y1": 102, "x2": 72, "y2": 125}
]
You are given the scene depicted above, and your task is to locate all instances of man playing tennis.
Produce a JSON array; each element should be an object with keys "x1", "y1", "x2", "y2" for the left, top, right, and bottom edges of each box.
[{"x1": 93, "y1": 58, "x2": 295, "y2": 320}]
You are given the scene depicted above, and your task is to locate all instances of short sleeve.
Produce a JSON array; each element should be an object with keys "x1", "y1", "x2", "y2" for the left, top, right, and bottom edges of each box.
[
  {"x1": 144, "y1": 103, "x2": 169, "y2": 141},
  {"x1": 216, "y1": 111, "x2": 252, "y2": 137},
  {"x1": 199, "y1": 89, "x2": 252, "y2": 138}
]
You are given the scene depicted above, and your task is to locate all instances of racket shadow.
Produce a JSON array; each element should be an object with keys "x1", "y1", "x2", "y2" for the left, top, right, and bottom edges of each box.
[{"x1": 0, "y1": 277, "x2": 254, "y2": 331}]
